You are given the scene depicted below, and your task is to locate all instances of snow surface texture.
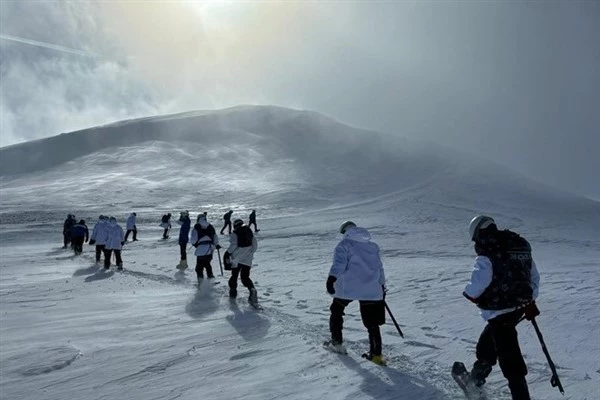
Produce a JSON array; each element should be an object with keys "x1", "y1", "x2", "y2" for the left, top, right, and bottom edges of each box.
[{"x1": 1, "y1": 105, "x2": 599, "y2": 400}]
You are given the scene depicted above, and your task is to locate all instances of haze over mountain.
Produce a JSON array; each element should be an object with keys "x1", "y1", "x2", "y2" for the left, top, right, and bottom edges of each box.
[{"x1": 1, "y1": 106, "x2": 599, "y2": 400}]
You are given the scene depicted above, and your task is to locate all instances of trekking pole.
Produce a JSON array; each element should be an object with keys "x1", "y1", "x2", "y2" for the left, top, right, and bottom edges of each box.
[
  {"x1": 384, "y1": 301, "x2": 404, "y2": 338},
  {"x1": 216, "y1": 248, "x2": 224, "y2": 276},
  {"x1": 531, "y1": 318, "x2": 564, "y2": 395}
]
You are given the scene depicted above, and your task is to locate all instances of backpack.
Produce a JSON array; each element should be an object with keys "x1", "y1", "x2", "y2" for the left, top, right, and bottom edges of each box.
[
  {"x1": 235, "y1": 225, "x2": 254, "y2": 248},
  {"x1": 194, "y1": 224, "x2": 216, "y2": 246},
  {"x1": 161, "y1": 214, "x2": 169, "y2": 223}
]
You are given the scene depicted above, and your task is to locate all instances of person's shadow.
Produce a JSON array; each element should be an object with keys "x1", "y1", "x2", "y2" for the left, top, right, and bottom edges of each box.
[
  {"x1": 84, "y1": 269, "x2": 114, "y2": 282},
  {"x1": 226, "y1": 299, "x2": 271, "y2": 341},
  {"x1": 334, "y1": 352, "x2": 451, "y2": 400},
  {"x1": 185, "y1": 281, "x2": 220, "y2": 319},
  {"x1": 73, "y1": 264, "x2": 100, "y2": 277}
]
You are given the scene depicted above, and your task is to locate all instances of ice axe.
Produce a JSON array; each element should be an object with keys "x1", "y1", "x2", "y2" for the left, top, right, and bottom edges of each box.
[
  {"x1": 531, "y1": 318, "x2": 564, "y2": 395},
  {"x1": 384, "y1": 301, "x2": 404, "y2": 338},
  {"x1": 216, "y1": 247, "x2": 224, "y2": 276}
]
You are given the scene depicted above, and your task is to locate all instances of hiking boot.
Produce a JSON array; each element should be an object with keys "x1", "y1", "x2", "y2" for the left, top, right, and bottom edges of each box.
[
  {"x1": 249, "y1": 288, "x2": 258, "y2": 304},
  {"x1": 324, "y1": 340, "x2": 347, "y2": 354},
  {"x1": 229, "y1": 288, "x2": 237, "y2": 298}
]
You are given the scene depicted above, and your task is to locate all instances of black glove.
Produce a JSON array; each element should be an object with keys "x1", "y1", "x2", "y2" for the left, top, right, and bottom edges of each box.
[
  {"x1": 463, "y1": 291, "x2": 479, "y2": 304},
  {"x1": 523, "y1": 302, "x2": 540, "y2": 321},
  {"x1": 326, "y1": 276, "x2": 337, "y2": 295},
  {"x1": 215, "y1": 244, "x2": 222, "y2": 250},
  {"x1": 89, "y1": 239, "x2": 96, "y2": 245},
  {"x1": 223, "y1": 251, "x2": 232, "y2": 271},
  {"x1": 382, "y1": 285, "x2": 387, "y2": 300},
  {"x1": 121, "y1": 241, "x2": 125, "y2": 246}
]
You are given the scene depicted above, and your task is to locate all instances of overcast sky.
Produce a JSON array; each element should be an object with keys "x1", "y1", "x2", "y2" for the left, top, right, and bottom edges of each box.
[{"x1": 1, "y1": 1, "x2": 598, "y2": 199}]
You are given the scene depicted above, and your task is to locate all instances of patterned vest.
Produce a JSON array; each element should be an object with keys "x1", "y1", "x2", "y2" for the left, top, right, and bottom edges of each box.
[{"x1": 476, "y1": 230, "x2": 534, "y2": 310}]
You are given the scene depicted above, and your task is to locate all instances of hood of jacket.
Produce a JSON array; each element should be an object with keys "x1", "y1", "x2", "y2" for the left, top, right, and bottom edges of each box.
[{"x1": 343, "y1": 227, "x2": 371, "y2": 243}]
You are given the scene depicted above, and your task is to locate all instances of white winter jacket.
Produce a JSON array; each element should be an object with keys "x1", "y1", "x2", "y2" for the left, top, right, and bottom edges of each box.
[
  {"x1": 328, "y1": 227, "x2": 386, "y2": 301},
  {"x1": 190, "y1": 219, "x2": 219, "y2": 257},
  {"x1": 227, "y1": 228, "x2": 257, "y2": 268},
  {"x1": 102, "y1": 222, "x2": 125, "y2": 250},
  {"x1": 126, "y1": 214, "x2": 136, "y2": 230},
  {"x1": 464, "y1": 256, "x2": 540, "y2": 321},
  {"x1": 90, "y1": 220, "x2": 109, "y2": 245}
]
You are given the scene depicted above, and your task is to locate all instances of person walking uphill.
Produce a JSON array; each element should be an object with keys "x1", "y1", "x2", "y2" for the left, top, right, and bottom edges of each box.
[
  {"x1": 176, "y1": 211, "x2": 191, "y2": 270},
  {"x1": 124, "y1": 212, "x2": 137, "y2": 242},
  {"x1": 62, "y1": 214, "x2": 77, "y2": 248},
  {"x1": 102, "y1": 216, "x2": 125, "y2": 270},
  {"x1": 190, "y1": 214, "x2": 220, "y2": 283},
  {"x1": 324, "y1": 221, "x2": 387, "y2": 365},
  {"x1": 89, "y1": 215, "x2": 109, "y2": 265},
  {"x1": 71, "y1": 219, "x2": 89, "y2": 255},
  {"x1": 160, "y1": 213, "x2": 172, "y2": 239},
  {"x1": 462, "y1": 216, "x2": 540, "y2": 400},
  {"x1": 220, "y1": 210, "x2": 233, "y2": 235},
  {"x1": 224, "y1": 219, "x2": 258, "y2": 306},
  {"x1": 248, "y1": 210, "x2": 260, "y2": 232}
]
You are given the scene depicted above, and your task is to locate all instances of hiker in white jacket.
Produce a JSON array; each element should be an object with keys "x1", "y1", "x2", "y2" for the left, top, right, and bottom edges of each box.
[
  {"x1": 189, "y1": 214, "x2": 220, "y2": 282},
  {"x1": 124, "y1": 212, "x2": 137, "y2": 242},
  {"x1": 89, "y1": 215, "x2": 109, "y2": 264},
  {"x1": 101, "y1": 216, "x2": 124, "y2": 270},
  {"x1": 325, "y1": 221, "x2": 387, "y2": 365},
  {"x1": 225, "y1": 219, "x2": 258, "y2": 304}
]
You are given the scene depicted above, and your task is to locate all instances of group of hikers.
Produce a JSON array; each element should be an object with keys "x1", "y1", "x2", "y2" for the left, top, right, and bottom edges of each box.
[
  {"x1": 324, "y1": 216, "x2": 540, "y2": 400},
  {"x1": 62, "y1": 211, "x2": 541, "y2": 399},
  {"x1": 61, "y1": 209, "x2": 260, "y2": 305}
]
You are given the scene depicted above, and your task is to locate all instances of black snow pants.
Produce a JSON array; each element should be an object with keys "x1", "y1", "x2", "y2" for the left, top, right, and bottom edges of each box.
[
  {"x1": 179, "y1": 243, "x2": 187, "y2": 261},
  {"x1": 330, "y1": 298, "x2": 385, "y2": 356},
  {"x1": 195, "y1": 255, "x2": 214, "y2": 279},
  {"x1": 124, "y1": 227, "x2": 137, "y2": 241},
  {"x1": 72, "y1": 237, "x2": 85, "y2": 254},
  {"x1": 103, "y1": 249, "x2": 122, "y2": 268},
  {"x1": 472, "y1": 308, "x2": 530, "y2": 400},
  {"x1": 220, "y1": 220, "x2": 232, "y2": 234},
  {"x1": 228, "y1": 264, "x2": 254, "y2": 297},
  {"x1": 95, "y1": 244, "x2": 105, "y2": 262}
]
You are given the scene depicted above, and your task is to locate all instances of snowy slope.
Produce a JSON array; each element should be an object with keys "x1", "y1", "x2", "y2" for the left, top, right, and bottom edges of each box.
[{"x1": 1, "y1": 106, "x2": 599, "y2": 400}]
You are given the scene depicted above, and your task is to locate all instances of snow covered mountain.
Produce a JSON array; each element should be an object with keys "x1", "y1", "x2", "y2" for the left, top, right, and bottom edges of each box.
[{"x1": 1, "y1": 106, "x2": 598, "y2": 400}]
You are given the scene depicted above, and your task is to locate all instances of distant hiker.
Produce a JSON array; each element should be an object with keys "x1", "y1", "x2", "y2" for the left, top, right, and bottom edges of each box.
[
  {"x1": 224, "y1": 219, "x2": 258, "y2": 306},
  {"x1": 71, "y1": 219, "x2": 89, "y2": 255},
  {"x1": 124, "y1": 212, "x2": 137, "y2": 241},
  {"x1": 324, "y1": 221, "x2": 387, "y2": 365},
  {"x1": 89, "y1": 215, "x2": 109, "y2": 264},
  {"x1": 176, "y1": 211, "x2": 191, "y2": 270},
  {"x1": 62, "y1": 214, "x2": 76, "y2": 248},
  {"x1": 219, "y1": 210, "x2": 233, "y2": 235},
  {"x1": 462, "y1": 216, "x2": 540, "y2": 400},
  {"x1": 190, "y1": 214, "x2": 220, "y2": 282},
  {"x1": 160, "y1": 213, "x2": 172, "y2": 239},
  {"x1": 102, "y1": 216, "x2": 125, "y2": 270},
  {"x1": 248, "y1": 210, "x2": 260, "y2": 232}
]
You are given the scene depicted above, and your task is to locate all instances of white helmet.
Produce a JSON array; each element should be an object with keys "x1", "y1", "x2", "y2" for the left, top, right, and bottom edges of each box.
[
  {"x1": 469, "y1": 215, "x2": 495, "y2": 241},
  {"x1": 339, "y1": 220, "x2": 356, "y2": 234}
]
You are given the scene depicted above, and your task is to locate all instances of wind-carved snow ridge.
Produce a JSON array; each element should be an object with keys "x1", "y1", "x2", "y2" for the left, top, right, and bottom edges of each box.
[{"x1": 4, "y1": 346, "x2": 82, "y2": 377}]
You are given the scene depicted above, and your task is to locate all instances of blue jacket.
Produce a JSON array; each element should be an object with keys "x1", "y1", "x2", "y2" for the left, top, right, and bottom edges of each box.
[
  {"x1": 71, "y1": 224, "x2": 89, "y2": 240},
  {"x1": 178, "y1": 216, "x2": 191, "y2": 244},
  {"x1": 328, "y1": 227, "x2": 386, "y2": 301}
]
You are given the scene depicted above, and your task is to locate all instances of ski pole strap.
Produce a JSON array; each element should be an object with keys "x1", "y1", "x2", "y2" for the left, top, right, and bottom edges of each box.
[
  {"x1": 384, "y1": 301, "x2": 404, "y2": 338},
  {"x1": 531, "y1": 319, "x2": 565, "y2": 394}
]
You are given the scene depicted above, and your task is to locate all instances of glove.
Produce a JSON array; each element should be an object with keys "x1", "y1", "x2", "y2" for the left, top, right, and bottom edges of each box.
[
  {"x1": 382, "y1": 285, "x2": 387, "y2": 300},
  {"x1": 523, "y1": 301, "x2": 540, "y2": 321},
  {"x1": 215, "y1": 244, "x2": 222, "y2": 250},
  {"x1": 326, "y1": 276, "x2": 337, "y2": 295},
  {"x1": 121, "y1": 241, "x2": 125, "y2": 246},
  {"x1": 89, "y1": 239, "x2": 96, "y2": 245},
  {"x1": 463, "y1": 291, "x2": 479, "y2": 304}
]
